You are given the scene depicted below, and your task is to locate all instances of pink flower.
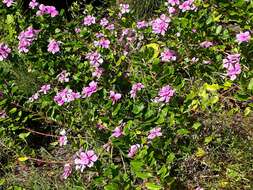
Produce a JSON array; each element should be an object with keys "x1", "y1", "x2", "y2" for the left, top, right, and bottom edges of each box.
[
  {"x1": 74, "y1": 150, "x2": 98, "y2": 172},
  {"x1": 161, "y1": 49, "x2": 176, "y2": 62},
  {"x1": 112, "y1": 126, "x2": 123, "y2": 138},
  {"x1": 120, "y1": 4, "x2": 130, "y2": 14},
  {"x1": 57, "y1": 70, "x2": 70, "y2": 83},
  {"x1": 82, "y1": 81, "x2": 98, "y2": 98},
  {"x1": 18, "y1": 26, "x2": 40, "y2": 53},
  {"x1": 130, "y1": 83, "x2": 144, "y2": 98},
  {"x1": 29, "y1": 0, "x2": 38, "y2": 9},
  {"x1": 0, "y1": 43, "x2": 11, "y2": 61},
  {"x1": 100, "y1": 18, "x2": 109, "y2": 27},
  {"x1": 200, "y1": 41, "x2": 213, "y2": 48},
  {"x1": 86, "y1": 51, "x2": 103, "y2": 67},
  {"x1": 168, "y1": 7, "x2": 177, "y2": 14},
  {"x1": 128, "y1": 144, "x2": 140, "y2": 158},
  {"x1": 61, "y1": 164, "x2": 72, "y2": 180},
  {"x1": 39, "y1": 84, "x2": 51, "y2": 94},
  {"x1": 151, "y1": 14, "x2": 171, "y2": 36},
  {"x1": 36, "y1": 4, "x2": 58, "y2": 17},
  {"x1": 47, "y1": 39, "x2": 60, "y2": 54},
  {"x1": 54, "y1": 88, "x2": 80, "y2": 106},
  {"x1": 137, "y1": 21, "x2": 148, "y2": 29},
  {"x1": 59, "y1": 129, "x2": 68, "y2": 146},
  {"x1": 96, "y1": 123, "x2": 106, "y2": 130},
  {"x1": 75, "y1": 28, "x2": 81, "y2": 33},
  {"x1": 148, "y1": 127, "x2": 162, "y2": 140},
  {"x1": 96, "y1": 38, "x2": 110, "y2": 48},
  {"x1": 59, "y1": 136, "x2": 67, "y2": 146},
  {"x1": 106, "y1": 24, "x2": 115, "y2": 31},
  {"x1": 155, "y1": 85, "x2": 175, "y2": 103},
  {"x1": 28, "y1": 92, "x2": 40, "y2": 102},
  {"x1": 95, "y1": 32, "x2": 104, "y2": 38},
  {"x1": 179, "y1": 0, "x2": 196, "y2": 12},
  {"x1": 83, "y1": 15, "x2": 96, "y2": 26},
  {"x1": 92, "y1": 67, "x2": 104, "y2": 78},
  {"x1": 0, "y1": 110, "x2": 7, "y2": 119},
  {"x1": 3, "y1": 0, "x2": 14, "y2": 7},
  {"x1": 223, "y1": 53, "x2": 241, "y2": 80},
  {"x1": 103, "y1": 143, "x2": 111, "y2": 152},
  {"x1": 195, "y1": 187, "x2": 204, "y2": 190},
  {"x1": 109, "y1": 91, "x2": 122, "y2": 104},
  {"x1": 236, "y1": 31, "x2": 251, "y2": 43},
  {"x1": 46, "y1": 6, "x2": 59, "y2": 17},
  {"x1": 168, "y1": 0, "x2": 180, "y2": 6}
]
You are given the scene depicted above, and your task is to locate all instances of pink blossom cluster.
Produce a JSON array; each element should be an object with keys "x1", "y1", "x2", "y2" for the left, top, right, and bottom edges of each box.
[
  {"x1": 106, "y1": 24, "x2": 115, "y2": 31},
  {"x1": 148, "y1": 127, "x2": 162, "y2": 140},
  {"x1": 200, "y1": 41, "x2": 213, "y2": 48},
  {"x1": 0, "y1": 43, "x2": 11, "y2": 61},
  {"x1": 137, "y1": 21, "x2": 148, "y2": 29},
  {"x1": 223, "y1": 53, "x2": 241, "y2": 80},
  {"x1": 92, "y1": 67, "x2": 104, "y2": 79},
  {"x1": 236, "y1": 31, "x2": 251, "y2": 43},
  {"x1": 179, "y1": 0, "x2": 196, "y2": 12},
  {"x1": 36, "y1": 4, "x2": 59, "y2": 17},
  {"x1": 112, "y1": 126, "x2": 123, "y2": 138},
  {"x1": 18, "y1": 26, "x2": 40, "y2": 53},
  {"x1": 155, "y1": 85, "x2": 175, "y2": 103},
  {"x1": 94, "y1": 38, "x2": 110, "y2": 48},
  {"x1": 47, "y1": 39, "x2": 61, "y2": 54},
  {"x1": 86, "y1": 51, "x2": 103, "y2": 67},
  {"x1": 82, "y1": 81, "x2": 98, "y2": 98},
  {"x1": 83, "y1": 15, "x2": 96, "y2": 26},
  {"x1": 167, "y1": 0, "x2": 196, "y2": 13},
  {"x1": 74, "y1": 150, "x2": 98, "y2": 172},
  {"x1": 161, "y1": 49, "x2": 177, "y2": 62},
  {"x1": 109, "y1": 91, "x2": 122, "y2": 104},
  {"x1": 58, "y1": 129, "x2": 68, "y2": 146},
  {"x1": 61, "y1": 164, "x2": 72, "y2": 180},
  {"x1": 57, "y1": 70, "x2": 70, "y2": 83},
  {"x1": 28, "y1": 84, "x2": 51, "y2": 102},
  {"x1": 119, "y1": 4, "x2": 130, "y2": 14},
  {"x1": 128, "y1": 144, "x2": 140, "y2": 158},
  {"x1": 100, "y1": 18, "x2": 109, "y2": 27},
  {"x1": 0, "y1": 110, "x2": 7, "y2": 119},
  {"x1": 151, "y1": 14, "x2": 171, "y2": 36},
  {"x1": 29, "y1": 0, "x2": 38, "y2": 9},
  {"x1": 54, "y1": 88, "x2": 81, "y2": 106},
  {"x1": 3, "y1": 0, "x2": 14, "y2": 7},
  {"x1": 130, "y1": 83, "x2": 144, "y2": 98}
]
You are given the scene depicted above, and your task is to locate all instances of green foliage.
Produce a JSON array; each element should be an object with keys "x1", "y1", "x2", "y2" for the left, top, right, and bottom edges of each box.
[{"x1": 0, "y1": 0, "x2": 253, "y2": 190}]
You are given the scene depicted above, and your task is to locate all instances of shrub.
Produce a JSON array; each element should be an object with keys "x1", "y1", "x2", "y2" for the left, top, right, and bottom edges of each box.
[{"x1": 0, "y1": 0, "x2": 253, "y2": 189}]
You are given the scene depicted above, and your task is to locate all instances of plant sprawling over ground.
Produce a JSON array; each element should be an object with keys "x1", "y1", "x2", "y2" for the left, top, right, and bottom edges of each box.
[{"x1": 0, "y1": 0, "x2": 253, "y2": 189}]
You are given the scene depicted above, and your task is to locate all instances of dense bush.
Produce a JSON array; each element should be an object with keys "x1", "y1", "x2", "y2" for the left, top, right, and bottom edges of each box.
[{"x1": 0, "y1": 0, "x2": 253, "y2": 189}]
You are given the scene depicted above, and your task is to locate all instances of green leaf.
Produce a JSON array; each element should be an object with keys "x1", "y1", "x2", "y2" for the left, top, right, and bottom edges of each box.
[
  {"x1": 104, "y1": 183, "x2": 119, "y2": 190},
  {"x1": 6, "y1": 14, "x2": 14, "y2": 25},
  {"x1": 0, "y1": 178, "x2": 5, "y2": 185},
  {"x1": 177, "y1": 128, "x2": 190, "y2": 135},
  {"x1": 192, "y1": 122, "x2": 201, "y2": 130},
  {"x1": 204, "y1": 136, "x2": 213, "y2": 144},
  {"x1": 145, "y1": 183, "x2": 161, "y2": 190},
  {"x1": 132, "y1": 103, "x2": 145, "y2": 114},
  {"x1": 9, "y1": 108, "x2": 17, "y2": 114},
  {"x1": 18, "y1": 132, "x2": 30, "y2": 141},
  {"x1": 216, "y1": 25, "x2": 222, "y2": 34},
  {"x1": 112, "y1": 103, "x2": 121, "y2": 116},
  {"x1": 135, "y1": 172, "x2": 152, "y2": 179},
  {"x1": 195, "y1": 147, "x2": 206, "y2": 157},
  {"x1": 247, "y1": 78, "x2": 253, "y2": 91}
]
